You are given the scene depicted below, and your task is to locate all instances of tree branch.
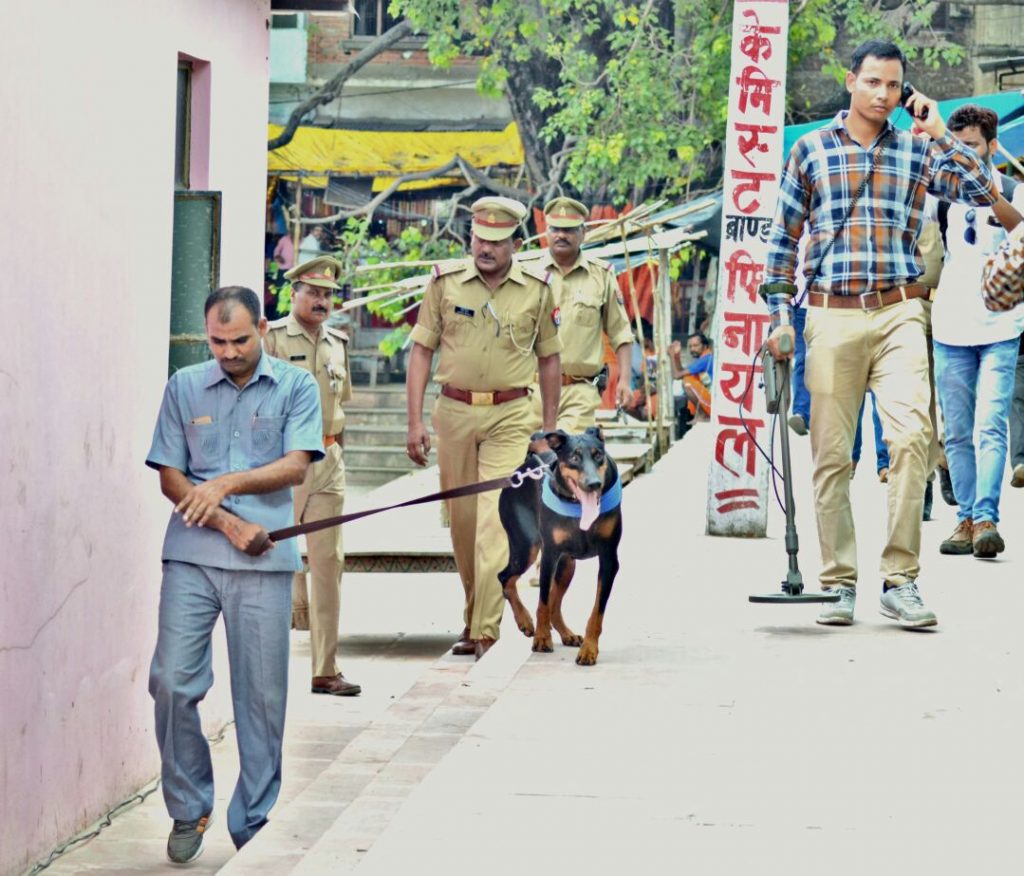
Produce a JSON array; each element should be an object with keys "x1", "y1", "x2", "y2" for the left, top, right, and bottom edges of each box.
[
  {"x1": 269, "y1": 19, "x2": 414, "y2": 151},
  {"x1": 293, "y1": 155, "x2": 530, "y2": 226}
]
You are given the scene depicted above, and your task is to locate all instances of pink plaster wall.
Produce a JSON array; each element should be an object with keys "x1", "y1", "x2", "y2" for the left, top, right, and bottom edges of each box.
[{"x1": 0, "y1": 2, "x2": 271, "y2": 872}]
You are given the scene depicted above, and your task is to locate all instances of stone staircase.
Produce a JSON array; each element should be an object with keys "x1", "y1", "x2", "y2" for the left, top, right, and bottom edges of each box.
[{"x1": 345, "y1": 384, "x2": 438, "y2": 488}]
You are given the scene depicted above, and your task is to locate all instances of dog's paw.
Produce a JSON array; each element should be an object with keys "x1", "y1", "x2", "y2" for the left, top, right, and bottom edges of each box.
[
  {"x1": 575, "y1": 642, "x2": 599, "y2": 665},
  {"x1": 532, "y1": 634, "x2": 554, "y2": 653},
  {"x1": 518, "y1": 619, "x2": 536, "y2": 638},
  {"x1": 559, "y1": 631, "x2": 583, "y2": 647}
]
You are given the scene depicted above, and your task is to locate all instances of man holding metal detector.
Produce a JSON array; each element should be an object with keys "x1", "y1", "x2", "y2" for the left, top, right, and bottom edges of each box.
[{"x1": 762, "y1": 40, "x2": 1000, "y2": 628}]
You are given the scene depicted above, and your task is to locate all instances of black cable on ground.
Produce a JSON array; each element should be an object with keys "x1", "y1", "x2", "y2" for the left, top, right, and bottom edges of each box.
[{"x1": 24, "y1": 721, "x2": 236, "y2": 875}]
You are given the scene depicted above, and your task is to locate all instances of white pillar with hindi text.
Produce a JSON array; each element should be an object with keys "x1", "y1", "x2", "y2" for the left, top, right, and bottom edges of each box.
[{"x1": 706, "y1": 0, "x2": 789, "y2": 537}]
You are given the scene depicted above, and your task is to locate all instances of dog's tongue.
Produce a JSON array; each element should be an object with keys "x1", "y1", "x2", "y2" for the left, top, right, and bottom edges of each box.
[{"x1": 570, "y1": 480, "x2": 600, "y2": 531}]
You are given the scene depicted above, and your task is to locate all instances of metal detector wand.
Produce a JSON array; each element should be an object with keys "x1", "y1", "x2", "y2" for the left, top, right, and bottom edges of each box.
[{"x1": 749, "y1": 333, "x2": 839, "y2": 605}]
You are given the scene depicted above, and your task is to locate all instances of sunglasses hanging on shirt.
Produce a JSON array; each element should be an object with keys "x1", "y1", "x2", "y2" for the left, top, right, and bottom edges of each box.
[{"x1": 964, "y1": 208, "x2": 977, "y2": 246}]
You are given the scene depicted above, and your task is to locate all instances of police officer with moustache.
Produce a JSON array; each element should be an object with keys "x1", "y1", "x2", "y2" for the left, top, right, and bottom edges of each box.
[
  {"x1": 264, "y1": 256, "x2": 360, "y2": 696},
  {"x1": 539, "y1": 197, "x2": 634, "y2": 431},
  {"x1": 405, "y1": 197, "x2": 563, "y2": 659}
]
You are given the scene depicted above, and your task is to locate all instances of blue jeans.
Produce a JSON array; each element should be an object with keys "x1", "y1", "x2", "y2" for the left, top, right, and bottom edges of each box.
[
  {"x1": 934, "y1": 338, "x2": 1019, "y2": 525},
  {"x1": 149, "y1": 562, "x2": 292, "y2": 849},
  {"x1": 792, "y1": 307, "x2": 811, "y2": 423},
  {"x1": 851, "y1": 391, "x2": 890, "y2": 472}
]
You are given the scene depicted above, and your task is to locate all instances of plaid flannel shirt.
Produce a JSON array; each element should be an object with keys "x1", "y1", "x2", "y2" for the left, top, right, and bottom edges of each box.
[
  {"x1": 764, "y1": 112, "x2": 999, "y2": 326},
  {"x1": 983, "y1": 223, "x2": 1024, "y2": 312}
]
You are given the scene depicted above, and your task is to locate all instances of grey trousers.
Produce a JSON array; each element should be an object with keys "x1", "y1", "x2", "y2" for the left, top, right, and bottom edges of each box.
[
  {"x1": 149, "y1": 561, "x2": 292, "y2": 849},
  {"x1": 1012, "y1": 354, "x2": 1024, "y2": 468}
]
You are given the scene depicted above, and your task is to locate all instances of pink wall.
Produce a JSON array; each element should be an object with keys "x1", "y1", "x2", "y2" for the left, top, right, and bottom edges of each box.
[{"x1": 0, "y1": 2, "x2": 271, "y2": 872}]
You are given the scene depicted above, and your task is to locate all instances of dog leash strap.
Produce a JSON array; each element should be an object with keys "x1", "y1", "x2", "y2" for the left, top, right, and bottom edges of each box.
[{"x1": 267, "y1": 466, "x2": 547, "y2": 542}]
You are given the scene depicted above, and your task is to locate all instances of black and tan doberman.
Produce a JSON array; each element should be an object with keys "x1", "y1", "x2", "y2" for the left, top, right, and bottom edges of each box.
[{"x1": 497, "y1": 427, "x2": 623, "y2": 665}]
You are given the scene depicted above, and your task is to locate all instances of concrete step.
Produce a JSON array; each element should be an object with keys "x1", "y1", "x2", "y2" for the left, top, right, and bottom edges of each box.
[
  {"x1": 345, "y1": 445, "x2": 437, "y2": 471},
  {"x1": 349, "y1": 384, "x2": 438, "y2": 409},
  {"x1": 346, "y1": 407, "x2": 429, "y2": 427},
  {"x1": 346, "y1": 467, "x2": 413, "y2": 488},
  {"x1": 345, "y1": 423, "x2": 434, "y2": 445}
]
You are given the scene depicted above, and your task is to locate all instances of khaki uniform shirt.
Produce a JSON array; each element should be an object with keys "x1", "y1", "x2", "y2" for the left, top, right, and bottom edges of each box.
[
  {"x1": 264, "y1": 314, "x2": 352, "y2": 438},
  {"x1": 539, "y1": 252, "x2": 633, "y2": 377},
  {"x1": 410, "y1": 258, "x2": 562, "y2": 390}
]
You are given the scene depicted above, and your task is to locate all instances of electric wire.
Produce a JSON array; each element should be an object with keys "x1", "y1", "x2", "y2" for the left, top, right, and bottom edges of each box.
[{"x1": 24, "y1": 721, "x2": 236, "y2": 875}]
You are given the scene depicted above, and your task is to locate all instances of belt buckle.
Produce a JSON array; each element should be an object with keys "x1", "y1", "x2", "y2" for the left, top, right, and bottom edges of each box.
[
  {"x1": 859, "y1": 290, "x2": 883, "y2": 311},
  {"x1": 471, "y1": 391, "x2": 494, "y2": 406}
]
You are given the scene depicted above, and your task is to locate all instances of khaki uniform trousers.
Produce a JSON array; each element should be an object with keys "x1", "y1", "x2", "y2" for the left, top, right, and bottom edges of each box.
[
  {"x1": 291, "y1": 442, "x2": 345, "y2": 678},
  {"x1": 432, "y1": 394, "x2": 534, "y2": 641},
  {"x1": 529, "y1": 381, "x2": 601, "y2": 435},
  {"x1": 805, "y1": 299, "x2": 932, "y2": 589}
]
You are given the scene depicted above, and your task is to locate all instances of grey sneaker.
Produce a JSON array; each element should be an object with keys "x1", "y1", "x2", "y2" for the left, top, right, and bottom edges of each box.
[
  {"x1": 879, "y1": 582, "x2": 937, "y2": 628},
  {"x1": 816, "y1": 586, "x2": 856, "y2": 625},
  {"x1": 1011, "y1": 464, "x2": 1024, "y2": 489},
  {"x1": 167, "y1": 813, "x2": 212, "y2": 865},
  {"x1": 788, "y1": 413, "x2": 808, "y2": 436}
]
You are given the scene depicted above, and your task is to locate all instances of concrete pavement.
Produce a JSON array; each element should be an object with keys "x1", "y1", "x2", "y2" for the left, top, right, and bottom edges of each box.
[{"x1": 39, "y1": 422, "x2": 1024, "y2": 875}]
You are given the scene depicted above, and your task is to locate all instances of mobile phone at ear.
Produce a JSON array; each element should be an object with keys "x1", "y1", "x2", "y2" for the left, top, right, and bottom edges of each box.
[{"x1": 901, "y1": 82, "x2": 929, "y2": 120}]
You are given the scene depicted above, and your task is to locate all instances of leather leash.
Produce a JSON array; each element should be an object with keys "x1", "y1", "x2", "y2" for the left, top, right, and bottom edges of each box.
[{"x1": 265, "y1": 463, "x2": 549, "y2": 543}]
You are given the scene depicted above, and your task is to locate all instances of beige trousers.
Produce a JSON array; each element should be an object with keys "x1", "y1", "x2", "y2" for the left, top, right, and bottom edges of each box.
[
  {"x1": 805, "y1": 299, "x2": 931, "y2": 589},
  {"x1": 529, "y1": 381, "x2": 600, "y2": 435},
  {"x1": 433, "y1": 394, "x2": 534, "y2": 640},
  {"x1": 291, "y1": 443, "x2": 345, "y2": 678}
]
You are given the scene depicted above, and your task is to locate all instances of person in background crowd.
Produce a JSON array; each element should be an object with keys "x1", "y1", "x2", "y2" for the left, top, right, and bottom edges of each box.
[{"x1": 927, "y1": 104, "x2": 1024, "y2": 558}]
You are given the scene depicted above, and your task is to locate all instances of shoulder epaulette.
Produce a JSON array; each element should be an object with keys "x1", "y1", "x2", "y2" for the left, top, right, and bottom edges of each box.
[
  {"x1": 521, "y1": 263, "x2": 553, "y2": 286},
  {"x1": 325, "y1": 325, "x2": 349, "y2": 343},
  {"x1": 267, "y1": 316, "x2": 289, "y2": 330},
  {"x1": 586, "y1": 255, "x2": 615, "y2": 275},
  {"x1": 431, "y1": 259, "x2": 465, "y2": 280}
]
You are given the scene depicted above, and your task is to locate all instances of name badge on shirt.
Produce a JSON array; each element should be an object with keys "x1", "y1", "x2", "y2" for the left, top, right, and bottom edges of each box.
[
  {"x1": 454, "y1": 306, "x2": 475, "y2": 317},
  {"x1": 290, "y1": 354, "x2": 307, "y2": 361},
  {"x1": 191, "y1": 415, "x2": 213, "y2": 425}
]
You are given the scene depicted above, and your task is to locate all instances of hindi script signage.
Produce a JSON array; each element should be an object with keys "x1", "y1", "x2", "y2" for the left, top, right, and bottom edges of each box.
[{"x1": 706, "y1": 0, "x2": 789, "y2": 537}]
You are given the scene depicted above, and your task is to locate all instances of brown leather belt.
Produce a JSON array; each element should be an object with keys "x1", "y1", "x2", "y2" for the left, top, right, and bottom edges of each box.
[
  {"x1": 440, "y1": 385, "x2": 529, "y2": 406},
  {"x1": 807, "y1": 283, "x2": 928, "y2": 310},
  {"x1": 561, "y1": 374, "x2": 596, "y2": 386}
]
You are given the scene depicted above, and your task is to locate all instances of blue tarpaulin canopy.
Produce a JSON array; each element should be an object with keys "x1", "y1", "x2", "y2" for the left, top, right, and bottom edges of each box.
[{"x1": 783, "y1": 90, "x2": 1024, "y2": 155}]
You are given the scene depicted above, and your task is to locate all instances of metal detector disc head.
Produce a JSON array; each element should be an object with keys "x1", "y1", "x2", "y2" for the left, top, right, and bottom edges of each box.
[{"x1": 749, "y1": 591, "x2": 842, "y2": 604}]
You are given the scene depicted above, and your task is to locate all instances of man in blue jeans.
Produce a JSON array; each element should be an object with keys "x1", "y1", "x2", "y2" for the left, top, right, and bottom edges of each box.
[
  {"x1": 146, "y1": 286, "x2": 324, "y2": 862},
  {"x1": 930, "y1": 105, "x2": 1024, "y2": 558},
  {"x1": 851, "y1": 391, "x2": 890, "y2": 482}
]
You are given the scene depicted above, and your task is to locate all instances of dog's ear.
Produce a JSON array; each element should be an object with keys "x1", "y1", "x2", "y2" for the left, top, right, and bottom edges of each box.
[
  {"x1": 545, "y1": 429, "x2": 570, "y2": 451},
  {"x1": 584, "y1": 425, "x2": 605, "y2": 443}
]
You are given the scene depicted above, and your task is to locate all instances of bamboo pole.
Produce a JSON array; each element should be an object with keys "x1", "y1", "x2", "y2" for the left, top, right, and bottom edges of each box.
[
  {"x1": 997, "y1": 142, "x2": 1024, "y2": 179},
  {"x1": 619, "y1": 227, "x2": 655, "y2": 443},
  {"x1": 656, "y1": 247, "x2": 675, "y2": 451},
  {"x1": 292, "y1": 177, "x2": 303, "y2": 259}
]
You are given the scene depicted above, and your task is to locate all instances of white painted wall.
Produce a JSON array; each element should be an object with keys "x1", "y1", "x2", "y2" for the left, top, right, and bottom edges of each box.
[{"x1": 0, "y1": 2, "x2": 270, "y2": 871}]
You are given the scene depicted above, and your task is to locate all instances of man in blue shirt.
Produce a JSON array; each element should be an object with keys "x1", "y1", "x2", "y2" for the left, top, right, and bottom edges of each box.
[{"x1": 146, "y1": 286, "x2": 323, "y2": 863}]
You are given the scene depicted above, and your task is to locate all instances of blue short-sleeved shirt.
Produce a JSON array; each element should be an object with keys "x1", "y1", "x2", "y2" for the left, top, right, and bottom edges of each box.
[
  {"x1": 688, "y1": 353, "x2": 714, "y2": 382},
  {"x1": 146, "y1": 353, "x2": 324, "y2": 572}
]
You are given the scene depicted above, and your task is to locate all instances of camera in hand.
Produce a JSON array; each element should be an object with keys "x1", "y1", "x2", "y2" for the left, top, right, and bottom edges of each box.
[{"x1": 901, "y1": 82, "x2": 929, "y2": 121}]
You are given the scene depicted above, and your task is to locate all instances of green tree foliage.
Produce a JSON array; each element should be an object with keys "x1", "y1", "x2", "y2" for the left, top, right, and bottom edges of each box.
[{"x1": 391, "y1": 0, "x2": 961, "y2": 204}]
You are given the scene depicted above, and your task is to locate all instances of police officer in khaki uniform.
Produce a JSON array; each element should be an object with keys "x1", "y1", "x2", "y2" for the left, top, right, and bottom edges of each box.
[
  {"x1": 264, "y1": 256, "x2": 361, "y2": 696},
  {"x1": 538, "y1": 197, "x2": 634, "y2": 432},
  {"x1": 405, "y1": 197, "x2": 563, "y2": 659}
]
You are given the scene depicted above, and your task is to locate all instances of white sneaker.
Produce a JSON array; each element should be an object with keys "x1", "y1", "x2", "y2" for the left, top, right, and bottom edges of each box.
[
  {"x1": 816, "y1": 587, "x2": 855, "y2": 625},
  {"x1": 879, "y1": 581, "x2": 937, "y2": 628}
]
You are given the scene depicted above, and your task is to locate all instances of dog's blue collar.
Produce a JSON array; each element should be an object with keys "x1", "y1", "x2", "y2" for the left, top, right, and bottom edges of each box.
[{"x1": 541, "y1": 472, "x2": 622, "y2": 518}]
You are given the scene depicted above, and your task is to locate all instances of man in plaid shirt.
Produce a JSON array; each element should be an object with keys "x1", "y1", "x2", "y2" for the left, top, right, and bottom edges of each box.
[{"x1": 763, "y1": 40, "x2": 999, "y2": 629}]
